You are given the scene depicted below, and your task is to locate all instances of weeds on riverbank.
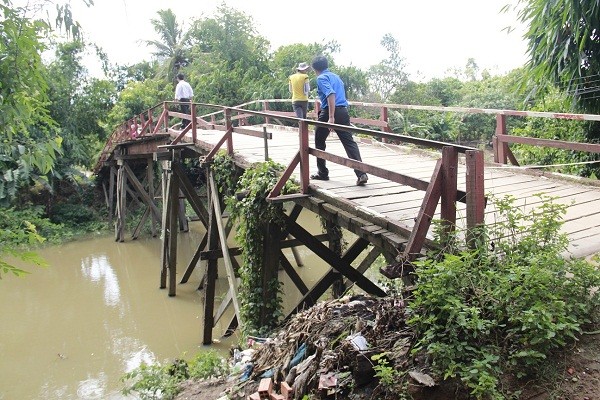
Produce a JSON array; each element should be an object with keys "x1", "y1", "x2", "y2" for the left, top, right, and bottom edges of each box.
[
  {"x1": 121, "y1": 351, "x2": 229, "y2": 400},
  {"x1": 406, "y1": 195, "x2": 600, "y2": 399}
]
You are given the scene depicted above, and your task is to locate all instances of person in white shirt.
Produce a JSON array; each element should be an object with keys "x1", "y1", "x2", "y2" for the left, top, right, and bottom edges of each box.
[{"x1": 175, "y1": 73, "x2": 194, "y2": 129}]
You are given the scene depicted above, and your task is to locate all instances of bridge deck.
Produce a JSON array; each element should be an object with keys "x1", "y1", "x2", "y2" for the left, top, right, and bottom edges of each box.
[{"x1": 173, "y1": 125, "x2": 600, "y2": 258}]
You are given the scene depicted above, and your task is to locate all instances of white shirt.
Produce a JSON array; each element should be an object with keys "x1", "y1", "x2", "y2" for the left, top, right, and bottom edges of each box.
[{"x1": 175, "y1": 80, "x2": 194, "y2": 100}]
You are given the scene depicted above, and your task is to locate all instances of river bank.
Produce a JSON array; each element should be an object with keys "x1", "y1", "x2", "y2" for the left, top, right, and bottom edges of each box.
[{"x1": 173, "y1": 295, "x2": 600, "y2": 400}]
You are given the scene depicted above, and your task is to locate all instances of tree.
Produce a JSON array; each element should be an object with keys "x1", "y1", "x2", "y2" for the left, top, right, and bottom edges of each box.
[
  {"x1": 0, "y1": 1, "x2": 61, "y2": 206},
  {"x1": 0, "y1": 0, "x2": 63, "y2": 277},
  {"x1": 513, "y1": 0, "x2": 600, "y2": 114},
  {"x1": 187, "y1": 5, "x2": 271, "y2": 106},
  {"x1": 270, "y1": 42, "x2": 336, "y2": 101},
  {"x1": 46, "y1": 41, "x2": 116, "y2": 171},
  {"x1": 367, "y1": 34, "x2": 408, "y2": 101},
  {"x1": 146, "y1": 9, "x2": 191, "y2": 83},
  {"x1": 0, "y1": 0, "x2": 94, "y2": 278}
]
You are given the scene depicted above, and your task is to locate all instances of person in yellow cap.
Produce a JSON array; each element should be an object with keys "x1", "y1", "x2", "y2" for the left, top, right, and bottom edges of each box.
[{"x1": 288, "y1": 62, "x2": 311, "y2": 118}]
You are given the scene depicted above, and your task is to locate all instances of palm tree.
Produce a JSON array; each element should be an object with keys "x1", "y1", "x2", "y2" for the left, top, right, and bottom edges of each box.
[{"x1": 145, "y1": 9, "x2": 190, "y2": 83}]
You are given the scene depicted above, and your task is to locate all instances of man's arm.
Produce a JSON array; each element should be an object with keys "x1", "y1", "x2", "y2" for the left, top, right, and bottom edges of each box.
[{"x1": 327, "y1": 94, "x2": 336, "y2": 129}]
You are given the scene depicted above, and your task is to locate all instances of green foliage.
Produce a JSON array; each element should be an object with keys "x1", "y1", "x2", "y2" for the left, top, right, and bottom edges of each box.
[
  {"x1": 226, "y1": 160, "x2": 298, "y2": 335},
  {"x1": 50, "y1": 203, "x2": 102, "y2": 230},
  {"x1": 367, "y1": 34, "x2": 408, "y2": 101},
  {"x1": 371, "y1": 352, "x2": 400, "y2": 387},
  {"x1": 0, "y1": 207, "x2": 54, "y2": 279},
  {"x1": 106, "y1": 78, "x2": 172, "y2": 128},
  {"x1": 512, "y1": 0, "x2": 600, "y2": 115},
  {"x1": 0, "y1": 2, "x2": 62, "y2": 205},
  {"x1": 121, "y1": 362, "x2": 181, "y2": 400},
  {"x1": 46, "y1": 41, "x2": 115, "y2": 170},
  {"x1": 121, "y1": 352, "x2": 229, "y2": 400},
  {"x1": 456, "y1": 72, "x2": 524, "y2": 143},
  {"x1": 510, "y1": 89, "x2": 599, "y2": 177},
  {"x1": 186, "y1": 5, "x2": 271, "y2": 106},
  {"x1": 211, "y1": 152, "x2": 238, "y2": 198},
  {"x1": 146, "y1": 9, "x2": 191, "y2": 82},
  {"x1": 188, "y1": 350, "x2": 230, "y2": 379},
  {"x1": 408, "y1": 195, "x2": 600, "y2": 399}
]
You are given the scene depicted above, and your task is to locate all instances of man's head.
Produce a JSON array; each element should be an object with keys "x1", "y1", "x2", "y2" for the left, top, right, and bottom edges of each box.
[
  {"x1": 177, "y1": 73, "x2": 185, "y2": 81},
  {"x1": 311, "y1": 56, "x2": 328, "y2": 74}
]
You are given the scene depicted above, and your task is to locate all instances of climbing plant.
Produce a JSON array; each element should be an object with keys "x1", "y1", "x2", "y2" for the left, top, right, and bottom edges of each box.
[
  {"x1": 211, "y1": 151, "x2": 239, "y2": 198},
  {"x1": 225, "y1": 160, "x2": 298, "y2": 335}
]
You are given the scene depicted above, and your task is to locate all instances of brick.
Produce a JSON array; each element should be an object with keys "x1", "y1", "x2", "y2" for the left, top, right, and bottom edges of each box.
[
  {"x1": 247, "y1": 393, "x2": 260, "y2": 400},
  {"x1": 258, "y1": 378, "x2": 273, "y2": 399},
  {"x1": 280, "y1": 381, "x2": 293, "y2": 400},
  {"x1": 269, "y1": 394, "x2": 285, "y2": 400}
]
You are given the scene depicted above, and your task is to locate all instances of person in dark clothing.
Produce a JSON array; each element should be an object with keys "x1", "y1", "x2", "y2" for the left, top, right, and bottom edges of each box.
[{"x1": 310, "y1": 56, "x2": 368, "y2": 186}]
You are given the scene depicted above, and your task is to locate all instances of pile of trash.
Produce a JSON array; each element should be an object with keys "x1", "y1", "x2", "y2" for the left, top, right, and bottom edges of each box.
[{"x1": 232, "y1": 294, "x2": 420, "y2": 399}]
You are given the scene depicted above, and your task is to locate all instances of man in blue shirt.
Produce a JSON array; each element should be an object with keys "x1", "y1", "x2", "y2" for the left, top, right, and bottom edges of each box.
[{"x1": 310, "y1": 56, "x2": 368, "y2": 186}]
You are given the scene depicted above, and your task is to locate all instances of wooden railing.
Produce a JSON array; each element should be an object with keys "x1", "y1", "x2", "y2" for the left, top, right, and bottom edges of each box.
[
  {"x1": 96, "y1": 99, "x2": 600, "y2": 257},
  {"x1": 96, "y1": 99, "x2": 600, "y2": 172}
]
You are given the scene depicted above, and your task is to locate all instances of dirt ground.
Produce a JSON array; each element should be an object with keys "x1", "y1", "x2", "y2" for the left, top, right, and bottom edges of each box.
[
  {"x1": 526, "y1": 331, "x2": 600, "y2": 400},
  {"x1": 174, "y1": 300, "x2": 600, "y2": 400}
]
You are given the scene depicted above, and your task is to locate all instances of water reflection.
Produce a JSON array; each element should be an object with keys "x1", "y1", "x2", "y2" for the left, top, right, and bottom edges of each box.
[
  {"x1": 77, "y1": 374, "x2": 106, "y2": 399},
  {"x1": 0, "y1": 211, "x2": 333, "y2": 399},
  {"x1": 81, "y1": 255, "x2": 121, "y2": 307}
]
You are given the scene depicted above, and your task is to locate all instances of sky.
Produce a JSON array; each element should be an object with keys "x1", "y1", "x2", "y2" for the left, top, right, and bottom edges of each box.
[{"x1": 64, "y1": 0, "x2": 529, "y2": 80}]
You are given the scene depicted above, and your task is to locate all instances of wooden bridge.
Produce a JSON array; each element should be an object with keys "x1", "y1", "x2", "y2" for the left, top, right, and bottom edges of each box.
[{"x1": 95, "y1": 99, "x2": 600, "y2": 343}]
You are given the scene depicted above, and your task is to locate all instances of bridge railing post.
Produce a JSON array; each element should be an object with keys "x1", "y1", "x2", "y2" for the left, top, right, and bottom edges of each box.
[
  {"x1": 465, "y1": 149, "x2": 485, "y2": 248},
  {"x1": 148, "y1": 109, "x2": 153, "y2": 135},
  {"x1": 381, "y1": 106, "x2": 390, "y2": 143},
  {"x1": 225, "y1": 107, "x2": 234, "y2": 155},
  {"x1": 191, "y1": 103, "x2": 197, "y2": 143},
  {"x1": 299, "y1": 120, "x2": 310, "y2": 194},
  {"x1": 441, "y1": 146, "x2": 458, "y2": 235},
  {"x1": 494, "y1": 114, "x2": 507, "y2": 164},
  {"x1": 263, "y1": 101, "x2": 270, "y2": 125},
  {"x1": 163, "y1": 102, "x2": 169, "y2": 133}
]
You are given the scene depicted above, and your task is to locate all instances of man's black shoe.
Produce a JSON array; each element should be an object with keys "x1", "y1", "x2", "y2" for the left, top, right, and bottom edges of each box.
[
  {"x1": 310, "y1": 174, "x2": 329, "y2": 181},
  {"x1": 356, "y1": 174, "x2": 368, "y2": 186}
]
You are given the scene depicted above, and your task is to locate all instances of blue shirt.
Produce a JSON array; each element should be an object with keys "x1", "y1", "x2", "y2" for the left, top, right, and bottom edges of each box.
[{"x1": 316, "y1": 69, "x2": 348, "y2": 109}]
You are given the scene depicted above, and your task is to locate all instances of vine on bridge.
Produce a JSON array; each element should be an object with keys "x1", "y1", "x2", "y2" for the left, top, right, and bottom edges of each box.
[{"x1": 214, "y1": 154, "x2": 298, "y2": 335}]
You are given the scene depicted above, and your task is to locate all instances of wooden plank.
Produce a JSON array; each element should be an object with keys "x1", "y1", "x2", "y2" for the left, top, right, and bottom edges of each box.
[
  {"x1": 404, "y1": 159, "x2": 443, "y2": 259},
  {"x1": 171, "y1": 162, "x2": 209, "y2": 226},
  {"x1": 168, "y1": 173, "x2": 179, "y2": 297},
  {"x1": 132, "y1": 207, "x2": 150, "y2": 240},
  {"x1": 285, "y1": 217, "x2": 386, "y2": 296},
  {"x1": 147, "y1": 157, "x2": 157, "y2": 237},
  {"x1": 203, "y1": 187, "x2": 219, "y2": 345},
  {"x1": 279, "y1": 250, "x2": 309, "y2": 295},
  {"x1": 208, "y1": 172, "x2": 242, "y2": 324},
  {"x1": 180, "y1": 233, "x2": 208, "y2": 284},
  {"x1": 160, "y1": 165, "x2": 171, "y2": 289},
  {"x1": 123, "y1": 163, "x2": 161, "y2": 220}
]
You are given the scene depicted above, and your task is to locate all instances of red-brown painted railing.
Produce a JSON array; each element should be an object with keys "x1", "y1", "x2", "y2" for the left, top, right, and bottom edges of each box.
[
  {"x1": 96, "y1": 99, "x2": 600, "y2": 257},
  {"x1": 96, "y1": 99, "x2": 600, "y2": 173}
]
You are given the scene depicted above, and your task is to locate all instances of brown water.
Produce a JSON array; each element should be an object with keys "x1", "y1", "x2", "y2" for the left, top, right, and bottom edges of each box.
[{"x1": 0, "y1": 213, "x2": 330, "y2": 400}]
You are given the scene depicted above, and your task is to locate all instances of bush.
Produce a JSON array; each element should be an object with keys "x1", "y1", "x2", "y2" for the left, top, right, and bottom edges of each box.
[
  {"x1": 188, "y1": 350, "x2": 230, "y2": 379},
  {"x1": 50, "y1": 203, "x2": 99, "y2": 228},
  {"x1": 407, "y1": 195, "x2": 600, "y2": 399},
  {"x1": 121, "y1": 362, "x2": 181, "y2": 400},
  {"x1": 121, "y1": 352, "x2": 229, "y2": 400}
]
